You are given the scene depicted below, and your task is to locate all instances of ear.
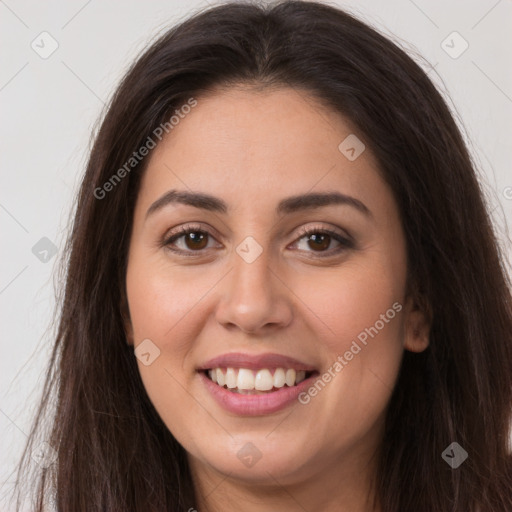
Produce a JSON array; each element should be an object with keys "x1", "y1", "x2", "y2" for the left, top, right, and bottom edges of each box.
[
  {"x1": 120, "y1": 287, "x2": 134, "y2": 346},
  {"x1": 402, "y1": 292, "x2": 431, "y2": 353}
]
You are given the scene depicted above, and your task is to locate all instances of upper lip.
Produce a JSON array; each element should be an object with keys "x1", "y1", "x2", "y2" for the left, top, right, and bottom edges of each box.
[{"x1": 197, "y1": 352, "x2": 318, "y2": 372}]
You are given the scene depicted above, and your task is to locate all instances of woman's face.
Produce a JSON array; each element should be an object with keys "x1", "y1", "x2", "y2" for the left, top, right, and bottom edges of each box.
[{"x1": 125, "y1": 86, "x2": 429, "y2": 489}]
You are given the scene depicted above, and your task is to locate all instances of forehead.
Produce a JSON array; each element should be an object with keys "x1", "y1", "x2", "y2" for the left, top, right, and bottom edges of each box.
[{"x1": 136, "y1": 87, "x2": 394, "y2": 222}]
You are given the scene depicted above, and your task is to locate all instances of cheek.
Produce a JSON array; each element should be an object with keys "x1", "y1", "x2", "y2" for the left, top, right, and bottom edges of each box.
[
  {"x1": 304, "y1": 257, "x2": 405, "y2": 355},
  {"x1": 125, "y1": 253, "x2": 221, "y2": 350},
  {"x1": 292, "y1": 256, "x2": 406, "y2": 434},
  {"x1": 125, "y1": 252, "x2": 230, "y2": 425},
  {"x1": 125, "y1": 256, "x2": 209, "y2": 443}
]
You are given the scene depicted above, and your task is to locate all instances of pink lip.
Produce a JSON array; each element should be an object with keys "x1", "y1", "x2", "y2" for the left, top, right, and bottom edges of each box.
[
  {"x1": 197, "y1": 352, "x2": 317, "y2": 372},
  {"x1": 199, "y1": 371, "x2": 318, "y2": 416}
]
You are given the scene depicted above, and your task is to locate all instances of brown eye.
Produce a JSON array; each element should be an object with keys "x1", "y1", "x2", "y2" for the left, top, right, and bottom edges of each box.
[
  {"x1": 163, "y1": 225, "x2": 218, "y2": 255},
  {"x1": 305, "y1": 232, "x2": 332, "y2": 251},
  {"x1": 292, "y1": 227, "x2": 354, "y2": 256},
  {"x1": 163, "y1": 224, "x2": 354, "y2": 258},
  {"x1": 181, "y1": 231, "x2": 209, "y2": 250}
]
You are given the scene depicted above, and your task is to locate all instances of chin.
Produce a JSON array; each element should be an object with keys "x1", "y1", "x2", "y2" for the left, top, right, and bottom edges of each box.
[{"x1": 189, "y1": 436, "x2": 313, "y2": 484}]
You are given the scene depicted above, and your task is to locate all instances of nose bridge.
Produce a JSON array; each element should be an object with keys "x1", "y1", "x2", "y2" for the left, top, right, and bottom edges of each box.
[
  {"x1": 215, "y1": 236, "x2": 292, "y2": 333},
  {"x1": 233, "y1": 239, "x2": 272, "y2": 296}
]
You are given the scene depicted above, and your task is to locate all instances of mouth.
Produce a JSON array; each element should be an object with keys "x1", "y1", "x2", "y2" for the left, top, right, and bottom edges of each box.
[
  {"x1": 200, "y1": 367, "x2": 318, "y2": 394},
  {"x1": 197, "y1": 352, "x2": 319, "y2": 415}
]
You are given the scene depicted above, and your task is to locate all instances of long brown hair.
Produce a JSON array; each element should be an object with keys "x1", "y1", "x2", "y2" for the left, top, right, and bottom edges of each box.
[{"x1": 15, "y1": 1, "x2": 512, "y2": 510}]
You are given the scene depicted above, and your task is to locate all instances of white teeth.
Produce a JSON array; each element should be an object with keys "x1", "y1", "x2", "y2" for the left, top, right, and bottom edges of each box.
[
  {"x1": 273, "y1": 368, "x2": 286, "y2": 388},
  {"x1": 225, "y1": 368, "x2": 237, "y2": 388},
  {"x1": 285, "y1": 369, "x2": 296, "y2": 387},
  {"x1": 207, "y1": 366, "x2": 311, "y2": 391},
  {"x1": 254, "y1": 369, "x2": 273, "y2": 391},
  {"x1": 237, "y1": 368, "x2": 255, "y2": 390},
  {"x1": 216, "y1": 368, "x2": 225, "y2": 387}
]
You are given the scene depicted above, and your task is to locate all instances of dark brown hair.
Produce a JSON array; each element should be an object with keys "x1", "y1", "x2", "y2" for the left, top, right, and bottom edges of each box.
[{"x1": 15, "y1": 1, "x2": 512, "y2": 510}]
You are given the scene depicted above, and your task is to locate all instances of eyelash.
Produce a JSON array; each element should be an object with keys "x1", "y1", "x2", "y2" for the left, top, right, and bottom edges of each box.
[{"x1": 162, "y1": 223, "x2": 354, "y2": 258}]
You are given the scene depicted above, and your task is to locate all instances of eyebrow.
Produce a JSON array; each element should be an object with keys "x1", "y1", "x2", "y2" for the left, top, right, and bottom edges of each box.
[{"x1": 145, "y1": 189, "x2": 373, "y2": 219}]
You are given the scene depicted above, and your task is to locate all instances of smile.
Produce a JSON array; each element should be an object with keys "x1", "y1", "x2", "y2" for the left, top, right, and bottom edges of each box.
[{"x1": 197, "y1": 352, "x2": 319, "y2": 415}]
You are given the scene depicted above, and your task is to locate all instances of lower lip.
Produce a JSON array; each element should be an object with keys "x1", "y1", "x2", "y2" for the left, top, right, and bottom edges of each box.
[{"x1": 199, "y1": 371, "x2": 318, "y2": 416}]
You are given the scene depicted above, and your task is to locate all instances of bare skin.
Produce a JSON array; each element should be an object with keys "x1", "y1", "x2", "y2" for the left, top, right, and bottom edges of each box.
[{"x1": 124, "y1": 85, "x2": 430, "y2": 512}]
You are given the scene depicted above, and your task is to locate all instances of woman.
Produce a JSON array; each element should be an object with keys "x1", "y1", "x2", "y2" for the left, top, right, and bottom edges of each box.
[{"x1": 15, "y1": 1, "x2": 512, "y2": 510}]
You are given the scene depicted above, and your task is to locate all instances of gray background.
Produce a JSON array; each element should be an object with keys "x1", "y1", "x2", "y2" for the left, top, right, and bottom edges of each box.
[{"x1": 1, "y1": 0, "x2": 511, "y2": 507}]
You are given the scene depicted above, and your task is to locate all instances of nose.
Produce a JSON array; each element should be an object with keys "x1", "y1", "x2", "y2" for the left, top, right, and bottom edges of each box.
[{"x1": 215, "y1": 246, "x2": 293, "y2": 335}]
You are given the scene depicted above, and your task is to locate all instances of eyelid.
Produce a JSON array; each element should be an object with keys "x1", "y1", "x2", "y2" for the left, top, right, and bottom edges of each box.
[
  {"x1": 162, "y1": 222, "x2": 216, "y2": 242},
  {"x1": 293, "y1": 223, "x2": 352, "y2": 243}
]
